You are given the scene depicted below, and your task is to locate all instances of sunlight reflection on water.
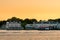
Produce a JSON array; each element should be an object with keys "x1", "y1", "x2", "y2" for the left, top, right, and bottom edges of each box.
[{"x1": 0, "y1": 30, "x2": 60, "y2": 40}]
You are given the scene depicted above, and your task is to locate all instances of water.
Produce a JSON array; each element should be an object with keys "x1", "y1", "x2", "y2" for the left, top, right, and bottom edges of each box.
[{"x1": 0, "y1": 30, "x2": 60, "y2": 40}]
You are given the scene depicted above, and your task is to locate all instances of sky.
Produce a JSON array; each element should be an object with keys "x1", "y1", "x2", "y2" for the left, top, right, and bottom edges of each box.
[{"x1": 0, "y1": 0, "x2": 60, "y2": 20}]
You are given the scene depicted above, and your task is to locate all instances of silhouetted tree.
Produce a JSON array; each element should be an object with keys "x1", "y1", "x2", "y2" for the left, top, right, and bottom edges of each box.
[
  {"x1": 23, "y1": 18, "x2": 30, "y2": 24},
  {"x1": 39, "y1": 20, "x2": 42, "y2": 22},
  {"x1": 55, "y1": 18, "x2": 60, "y2": 23},
  {"x1": 7, "y1": 17, "x2": 23, "y2": 23},
  {"x1": 7, "y1": 17, "x2": 18, "y2": 22},
  {"x1": 30, "y1": 19, "x2": 37, "y2": 23},
  {"x1": 0, "y1": 21, "x2": 3, "y2": 27},
  {"x1": 0, "y1": 20, "x2": 6, "y2": 28}
]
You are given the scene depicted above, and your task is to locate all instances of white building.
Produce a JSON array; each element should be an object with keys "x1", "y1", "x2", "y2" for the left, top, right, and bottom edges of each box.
[
  {"x1": 6, "y1": 21, "x2": 23, "y2": 30},
  {"x1": 25, "y1": 24, "x2": 34, "y2": 29},
  {"x1": 25, "y1": 22, "x2": 60, "y2": 30}
]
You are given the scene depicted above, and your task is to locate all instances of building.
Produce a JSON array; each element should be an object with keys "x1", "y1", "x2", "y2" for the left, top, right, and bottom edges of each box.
[
  {"x1": 25, "y1": 24, "x2": 34, "y2": 30},
  {"x1": 6, "y1": 21, "x2": 24, "y2": 30},
  {"x1": 25, "y1": 22, "x2": 60, "y2": 30},
  {"x1": 1, "y1": 21, "x2": 60, "y2": 30}
]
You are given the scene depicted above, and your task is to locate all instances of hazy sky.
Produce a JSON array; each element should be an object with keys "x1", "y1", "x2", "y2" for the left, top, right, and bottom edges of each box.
[{"x1": 0, "y1": 0, "x2": 60, "y2": 20}]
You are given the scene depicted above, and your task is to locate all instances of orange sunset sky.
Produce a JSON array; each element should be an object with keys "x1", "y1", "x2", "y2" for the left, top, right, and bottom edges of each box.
[{"x1": 0, "y1": 0, "x2": 60, "y2": 20}]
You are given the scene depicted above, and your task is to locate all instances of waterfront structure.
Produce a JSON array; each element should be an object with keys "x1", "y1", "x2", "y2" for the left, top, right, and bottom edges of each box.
[
  {"x1": 1, "y1": 21, "x2": 60, "y2": 30},
  {"x1": 25, "y1": 24, "x2": 34, "y2": 30},
  {"x1": 25, "y1": 22, "x2": 60, "y2": 30},
  {"x1": 6, "y1": 21, "x2": 23, "y2": 30}
]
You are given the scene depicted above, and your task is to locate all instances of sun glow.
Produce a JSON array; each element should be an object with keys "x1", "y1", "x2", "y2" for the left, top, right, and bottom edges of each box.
[{"x1": 0, "y1": 0, "x2": 60, "y2": 20}]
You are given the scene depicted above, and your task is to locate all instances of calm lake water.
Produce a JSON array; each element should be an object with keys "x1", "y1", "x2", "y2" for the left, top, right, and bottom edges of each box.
[{"x1": 0, "y1": 30, "x2": 60, "y2": 40}]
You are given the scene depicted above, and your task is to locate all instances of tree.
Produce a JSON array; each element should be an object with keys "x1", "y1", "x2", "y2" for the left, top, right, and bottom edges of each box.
[
  {"x1": 0, "y1": 20, "x2": 6, "y2": 28},
  {"x1": 7, "y1": 17, "x2": 18, "y2": 22},
  {"x1": 23, "y1": 18, "x2": 30, "y2": 24},
  {"x1": 30, "y1": 19, "x2": 37, "y2": 23},
  {"x1": 7, "y1": 17, "x2": 23, "y2": 23},
  {"x1": 55, "y1": 18, "x2": 60, "y2": 23}
]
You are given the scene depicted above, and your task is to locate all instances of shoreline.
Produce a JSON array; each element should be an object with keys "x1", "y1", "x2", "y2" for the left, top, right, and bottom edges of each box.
[{"x1": 0, "y1": 30, "x2": 60, "y2": 33}]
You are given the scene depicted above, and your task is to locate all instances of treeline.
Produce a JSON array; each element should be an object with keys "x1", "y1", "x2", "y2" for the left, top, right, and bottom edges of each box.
[
  {"x1": 0, "y1": 17, "x2": 37, "y2": 29},
  {"x1": 0, "y1": 17, "x2": 60, "y2": 28}
]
